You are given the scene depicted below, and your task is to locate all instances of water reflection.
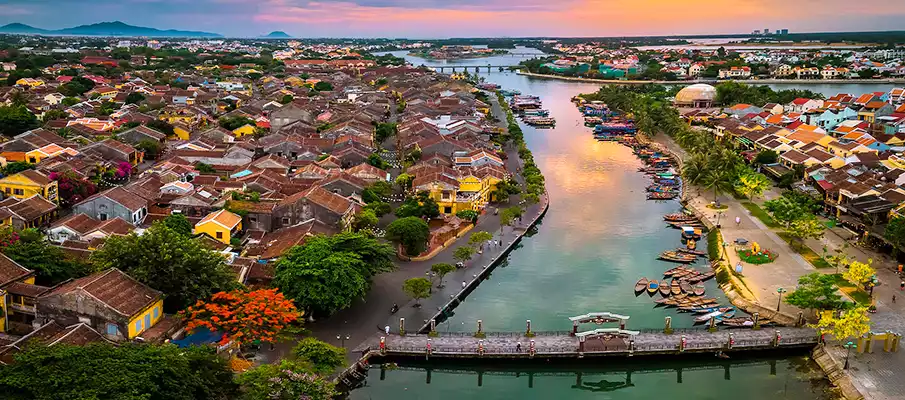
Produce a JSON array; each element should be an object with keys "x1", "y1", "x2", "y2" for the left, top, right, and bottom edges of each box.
[{"x1": 352, "y1": 355, "x2": 834, "y2": 400}]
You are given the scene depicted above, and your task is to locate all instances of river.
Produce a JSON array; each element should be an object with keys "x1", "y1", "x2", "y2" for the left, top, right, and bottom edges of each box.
[
  {"x1": 376, "y1": 49, "x2": 899, "y2": 97},
  {"x1": 349, "y1": 69, "x2": 837, "y2": 399}
]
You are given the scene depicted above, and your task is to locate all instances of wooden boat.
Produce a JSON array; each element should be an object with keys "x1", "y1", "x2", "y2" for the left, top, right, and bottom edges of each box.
[
  {"x1": 659, "y1": 251, "x2": 697, "y2": 263},
  {"x1": 647, "y1": 192, "x2": 678, "y2": 200},
  {"x1": 663, "y1": 213, "x2": 697, "y2": 223},
  {"x1": 635, "y1": 277, "x2": 648, "y2": 293},
  {"x1": 670, "y1": 279, "x2": 681, "y2": 296},
  {"x1": 687, "y1": 239, "x2": 697, "y2": 250},
  {"x1": 663, "y1": 266, "x2": 691, "y2": 277},
  {"x1": 659, "y1": 281, "x2": 671, "y2": 296},
  {"x1": 719, "y1": 318, "x2": 755, "y2": 327},
  {"x1": 715, "y1": 310, "x2": 737, "y2": 321},
  {"x1": 691, "y1": 306, "x2": 732, "y2": 314},
  {"x1": 647, "y1": 279, "x2": 659, "y2": 294},
  {"x1": 693, "y1": 283, "x2": 705, "y2": 296},
  {"x1": 671, "y1": 269, "x2": 692, "y2": 279},
  {"x1": 680, "y1": 281, "x2": 693, "y2": 294},
  {"x1": 668, "y1": 221, "x2": 704, "y2": 229},
  {"x1": 678, "y1": 248, "x2": 707, "y2": 257},
  {"x1": 681, "y1": 227, "x2": 703, "y2": 240},
  {"x1": 694, "y1": 310, "x2": 725, "y2": 323},
  {"x1": 697, "y1": 271, "x2": 716, "y2": 282}
]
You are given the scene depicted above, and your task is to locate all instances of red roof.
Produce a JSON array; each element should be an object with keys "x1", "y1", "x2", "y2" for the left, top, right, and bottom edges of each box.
[{"x1": 791, "y1": 98, "x2": 811, "y2": 105}]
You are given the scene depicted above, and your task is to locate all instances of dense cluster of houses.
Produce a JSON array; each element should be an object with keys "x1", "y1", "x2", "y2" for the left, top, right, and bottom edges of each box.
[
  {"x1": 0, "y1": 50, "x2": 510, "y2": 355},
  {"x1": 683, "y1": 86, "x2": 905, "y2": 240}
]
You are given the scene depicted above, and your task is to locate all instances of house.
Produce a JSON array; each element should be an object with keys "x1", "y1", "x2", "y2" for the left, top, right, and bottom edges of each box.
[
  {"x1": 36, "y1": 268, "x2": 164, "y2": 341},
  {"x1": 193, "y1": 209, "x2": 242, "y2": 245},
  {"x1": 245, "y1": 219, "x2": 336, "y2": 260},
  {"x1": 762, "y1": 103, "x2": 784, "y2": 115},
  {"x1": 270, "y1": 103, "x2": 313, "y2": 132},
  {"x1": 858, "y1": 101, "x2": 895, "y2": 124},
  {"x1": 81, "y1": 139, "x2": 144, "y2": 166},
  {"x1": 718, "y1": 66, "x2": 751, "y2": 79},
  {"x1": 0, "y1": 253, "x2": 38, "y2": 333},
  {"x1": 413, "y1": 165, "x2": 507, "y2": 214},
  {"x1": 47, "y1": 213, "x2": 133, "y2": 244},
  {"x1": 232, "y1": 124, "x2": 257, "y2": 138},
  {"x1": 276, "y1": 186, "x2": 360, "y2": 230},
  {"x1": 725, "y1": 104, "x2": 762, "y2": 117},
  {"x1": 117, "y1": 125, "x2": 167, "y2": 146},
  {"x1": 802, "y1": 107, "x2": 858, "y2": 131},
  {"x1": 787, "y1": 98, "x2": 823, "y2": 114},
  {"x1": 73, "y1": 186, "x2": 149, "y2": 225},
  {"x1": 0, "y1": 195, "x2": 59, "y2": 229},
  {"x1": 0, "y1": 170, "x2": 59, "y2": 203},
  {"x1": 0, "y1": 321, "x2": 112, "y2": 364}
]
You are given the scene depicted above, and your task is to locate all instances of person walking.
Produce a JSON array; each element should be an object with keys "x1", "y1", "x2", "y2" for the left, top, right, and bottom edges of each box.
[
  {"x1": 385, "y1": 325, "x2": 390, "y2": 335},
  {"x1": 893, "y1": 295, "x2": 897, "y2": 303},
  {"x1": 462, "y1": 281, "x2": 467, "y2": 289},
  {"x1": 901, "y1": 281, "x2": 904, "y2": 291},
  {"x1": 516, "y1": 342, "x2": 522, "y2": 352},
  {"x1": 735, "y1": 216, "x2": 741, "y2": 226}
]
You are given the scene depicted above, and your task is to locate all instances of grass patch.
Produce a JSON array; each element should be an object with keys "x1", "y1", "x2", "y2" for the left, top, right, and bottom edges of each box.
[
  {"x1": 742, "y1": 202, "x2": 780, "y2": 229},
  {"x1": 775, "y1": 232, "x2": 833, "y2": 269},
  {"x1": 707, "y1": 229, "x2": 720, "y2": 260},
  {"x1": 827, "y1": 274, "x2": 872, "y2": 305},
  {"x1": 706, "y1": 203, "x2": 729, "y2": 210}
]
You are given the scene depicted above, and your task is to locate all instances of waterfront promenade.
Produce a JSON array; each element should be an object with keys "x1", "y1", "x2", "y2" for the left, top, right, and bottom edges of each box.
[{"x1": 515, "y1": 70, "x2": 905, "y2": 86}]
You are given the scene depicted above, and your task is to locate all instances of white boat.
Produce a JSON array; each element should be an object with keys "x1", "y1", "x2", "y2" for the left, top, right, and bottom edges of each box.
[{"x1": 694, "y1": 310, "x2": 724, "y2": 323}]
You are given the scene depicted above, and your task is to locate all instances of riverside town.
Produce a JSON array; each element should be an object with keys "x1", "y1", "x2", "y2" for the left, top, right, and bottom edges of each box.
[{"x1": 1, "y1": 7, "x2": 905, "y2": 400}]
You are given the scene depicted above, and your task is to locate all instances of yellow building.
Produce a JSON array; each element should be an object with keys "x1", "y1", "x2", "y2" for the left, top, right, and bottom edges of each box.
[
  {"x1": 0, "y1": 170, "x2": 59, "y2": 203},
  {"x1": 0, "y1": 253, "x2": 38, "y2": 333},
  {"x1": 232, "y1": 124, "x2": 257, "y2": 138},
  {"x1": 172, "y1": 123, "x2": 191, "y2": 140},
  {"x1": 194, "y1": 209, "x2": 243, "y2": 244},
  {"x1": 158, "y1": 110, "x2": 197, "y2": 125},
  {"x1": 416, "y1": 167, "x2": 506, "y2": 214},
  {"x1": 15, "y1": 78, "x2": 44, "y2": 88}
]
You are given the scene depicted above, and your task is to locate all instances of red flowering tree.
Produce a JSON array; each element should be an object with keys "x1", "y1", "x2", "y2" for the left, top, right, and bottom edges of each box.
[
  {"x1": 181, "y1": 289, "x2": 301, "y2": 346},
  {"x1": 49, "y1": 171, "x2": 98, "y2": 206}
]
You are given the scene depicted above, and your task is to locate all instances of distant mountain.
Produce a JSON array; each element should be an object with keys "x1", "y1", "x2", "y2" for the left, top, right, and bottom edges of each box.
[
  {"x1": 262, "y1": 31, "x2": 291, "y2": 38},
  {"x1": 0, "y1": 21, "x2": 221, "y2": 37},
  {"x1": 0, "y1": 23, "x2": 49, "y2": 34}
]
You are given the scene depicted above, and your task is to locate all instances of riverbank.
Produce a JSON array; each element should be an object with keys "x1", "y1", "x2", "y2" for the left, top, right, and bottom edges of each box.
[{"x1": 516, "y1": 70, "x2": 905, "y2": 85}]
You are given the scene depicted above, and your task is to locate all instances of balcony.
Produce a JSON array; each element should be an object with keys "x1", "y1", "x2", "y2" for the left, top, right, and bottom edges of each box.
[{"x1": 9, "y1": 302, "x2": 36, "y2": 314}]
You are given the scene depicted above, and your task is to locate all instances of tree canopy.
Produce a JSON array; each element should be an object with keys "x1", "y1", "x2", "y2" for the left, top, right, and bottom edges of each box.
[
  {"x1": 430, "y1": 262, "x2": 456, "y2": 287},
  {"x1": 785, "y1": 272, "x2": 846, "y2": 312},
  {"x1": 403, "y1": 277, "x2": 432, "y2": 307},
  {"x1": 884, "y1": 217, "x2": 905, "y2": 256},
  {"x1": 386, "y1": 217, "x2": 430, "y2": 256},
  {"x1": 0, "y1": 344, "x2": 238, "y2": 400},
  {"x1": 181, "y1": 289, "x2": 301, "y2": 345},
  {"x1": 236, "y1": 360, "x2": 336, "y2": 400},
  {"x1": 161, "y1": 213, "x2": 194, "y2": 236},
  {"x1": 0, "y1": 105, "x2": 39, "y2": 137},
  {"x1": 1, "y1": 228, "x2": 94, "y2": 286},
  {"x1": 90, "y1": 222, "x2": 238, "y2": 312},
  {"x1": 273, "y1": 232, "x2": 394, "y2": 316},
  {"x1": 291, "y1": 337, "x2": 346, "y2": 374}
]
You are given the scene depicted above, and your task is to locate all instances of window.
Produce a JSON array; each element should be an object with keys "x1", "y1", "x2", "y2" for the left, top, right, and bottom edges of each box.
[
  {"x1": 13, "y1": 189, "x2": 23, "y2": 196},
  {"x1": 249, "y1": 216, "x2": 257, "y2": 223},
  {"x1": 216, "y1": 231, "x2": 223, "y2": 239},
  {"x1": 106, "y1": 323, "x2": 119, "y2": 336},
  {"x1": 99, "y1": 213, "x2": 108, "y2": 221},
  {"x1": 153, "y1": 307, "x2": 159, "y2": 319},
  {"x1": 4, "y1": 188, "x2": 9, "y2": 194},
  {"x1": 135, "y1": 319, "x2": 142, "y2": 333},
  {"x1": 282, "y1": 217, "x2": 290, "y2": 225}
]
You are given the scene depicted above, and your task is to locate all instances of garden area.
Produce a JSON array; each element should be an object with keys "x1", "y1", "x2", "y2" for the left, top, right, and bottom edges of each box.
[{"x1": 737, "y1": 242, "x2": 777, "y2": 264}]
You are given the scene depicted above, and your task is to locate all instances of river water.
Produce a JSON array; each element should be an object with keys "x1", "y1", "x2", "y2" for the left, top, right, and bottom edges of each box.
[{"x1": 350, "y1": 57, "x2": 848, "y2": 399}]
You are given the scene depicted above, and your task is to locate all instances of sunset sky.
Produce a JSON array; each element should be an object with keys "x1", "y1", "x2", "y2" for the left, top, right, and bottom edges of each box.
[{"x1": 3, "y1": 0, "x2": 905, "y2": 38}]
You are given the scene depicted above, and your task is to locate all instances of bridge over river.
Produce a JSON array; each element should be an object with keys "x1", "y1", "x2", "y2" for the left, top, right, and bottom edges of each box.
[{"x1": 356, "y1": 326, "x2": 819, "y2": 359}]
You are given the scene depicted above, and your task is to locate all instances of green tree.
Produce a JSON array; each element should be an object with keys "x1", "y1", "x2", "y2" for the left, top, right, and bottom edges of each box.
[
  {"x1": 395, "y1": 173, "x2": 414, "y2": 191},
  {"x1": 764, "y1": 196, "x2": 807, "y2": 228},
  {"x1": 125, "y1": 92, "x2": 146, "y2": 105},
  {"x1": 2, "y1": 228, "x2": 94, "y2": 286},
  {"x1": 236, "y1": 360, "x2": 336, "y2": 400},
  {"x1": 734, "y1": 170, "x2": 771, "y2": 200},
  {"x1": 90, "y1": 222, "x2": 238, "y2": 312},
  {"x1": 195, "y1": 162, "x2": 217, "y2": 174},
  {"x1": 0, "y1": 161, "x2": 35, "y2": 176},
  {"x1": 61, "y1": 97, "x2": 80, "y2": 107},
  {"x1": 135, "y1": 139, "x2": 162, "y2": 159},
  {"x1": 374, "y1": 122, "x2": 397, "y2": 143},
  {"x1": 386, "y1": 217, "x2": 430, "y2": 256},
  {"x1": 468, "y1": 231, "x2": 493, "y2": 250},
  {"x1": 403, "y1": 277, "x2": 432, "y2": 307},
  {"x1": 0, "y1": 344, "x2": 238, "y2": 400},
  {"x1": 161, "y1": 213, "x2": 193, "y2": 236},
  {"x1": 280, "y1": 94, "x2": 294, "y2": 104},
  {"x1": 291, "y1": 337, "x2": 346, "y2": 374},
  {"x1": 453, "y1": 246, "x2": 475, "y2": 266},
  {"x1": 785, "y1": 272, "x2": 846, "y2": 312},
  {"x1": 366, "y1": 153, "x2": 390, "y2": 170},
  {"x1": 0, "y1": 105, "x2": 39, "y2": 137},
  {"x1": 313, "y1": 81, "x2": 333, "y2": 91},
  {"x1": 430, "y1": 262, "x2": 456, "y2": 288},
  {"x1": 754, "y1": 150, "x2": 778, "y2": 165},
  {"x1": 884, "y1": 217, "x2": 905, "y2": 257},
  {"x1": 146, "y1": 119, "x2": 175, "y2": 136},
  {"x1": 219, "y1": 116, "x2": 256, "y2": 130},
  {"x1": 786, "y1": 215, "x2": 825, "y2": 250},
  {"x1": 364, "y1": 201, "x2": 392, "y2": 217},
  {"x1": 456, "y1": 209, "x2": 479, "y2": 223},
  {"x1": 352, "y1": 209, "x2": 379, "y2": 231},
  {"x1": 273, "y1": 232, "x2": 394, "y2": 316}
]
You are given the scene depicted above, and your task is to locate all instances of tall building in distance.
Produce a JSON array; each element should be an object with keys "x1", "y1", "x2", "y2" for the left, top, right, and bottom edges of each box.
[
  {"x1": 778, "y1": 29, "x2": 789, "y2": 35},
  {"x1": 764, "y1": 28, "x2": 771, "y2": 35},
  {"x1": 752, "y1": 29, "x2": 761, "y2": 35}
]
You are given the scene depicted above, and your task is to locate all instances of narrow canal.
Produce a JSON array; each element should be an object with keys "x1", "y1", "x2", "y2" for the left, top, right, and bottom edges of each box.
[{"x1": 350, "y1": 66, "x2": 837, "y2": 399}]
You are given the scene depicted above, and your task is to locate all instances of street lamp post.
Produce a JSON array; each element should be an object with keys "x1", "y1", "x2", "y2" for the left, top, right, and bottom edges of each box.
[
  {"x1": 776, "y1": 287, "x2": 786, "y2": 312},
  {"x1": 337, "y1": 334, "x2": 350, "y2": 348},
  {"x1": 843, "y1": 341, "x2": 857, "y2": 369}
]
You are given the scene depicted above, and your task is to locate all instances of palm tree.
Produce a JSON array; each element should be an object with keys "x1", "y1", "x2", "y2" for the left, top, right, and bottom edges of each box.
[
  {"x1": 703, "y1": 169, "x2": 735, "y2": 205},
  {"x1": 682, "y1": 154, "x2": 709, "y2": 187}
]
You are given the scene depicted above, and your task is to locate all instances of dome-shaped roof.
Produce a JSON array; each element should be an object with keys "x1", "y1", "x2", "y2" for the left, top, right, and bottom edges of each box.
[{"x1": 675, "y1": 84, "x2": 716, "y2": 104}]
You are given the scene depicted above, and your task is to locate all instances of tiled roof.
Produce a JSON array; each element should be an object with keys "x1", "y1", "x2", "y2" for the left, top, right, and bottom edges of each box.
[
  {"x1": 303, "y1": 186, "x2": 356, "y2": 215},
  {"x1": 42, "y1": 268, "x2": 161, "y2": 317},
  {"x1": 0, "y1": 253, "x2": 32, "y2": 287},
  {"x1": 197, "y1": 209, "x2": 242, "y2": 230}
]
